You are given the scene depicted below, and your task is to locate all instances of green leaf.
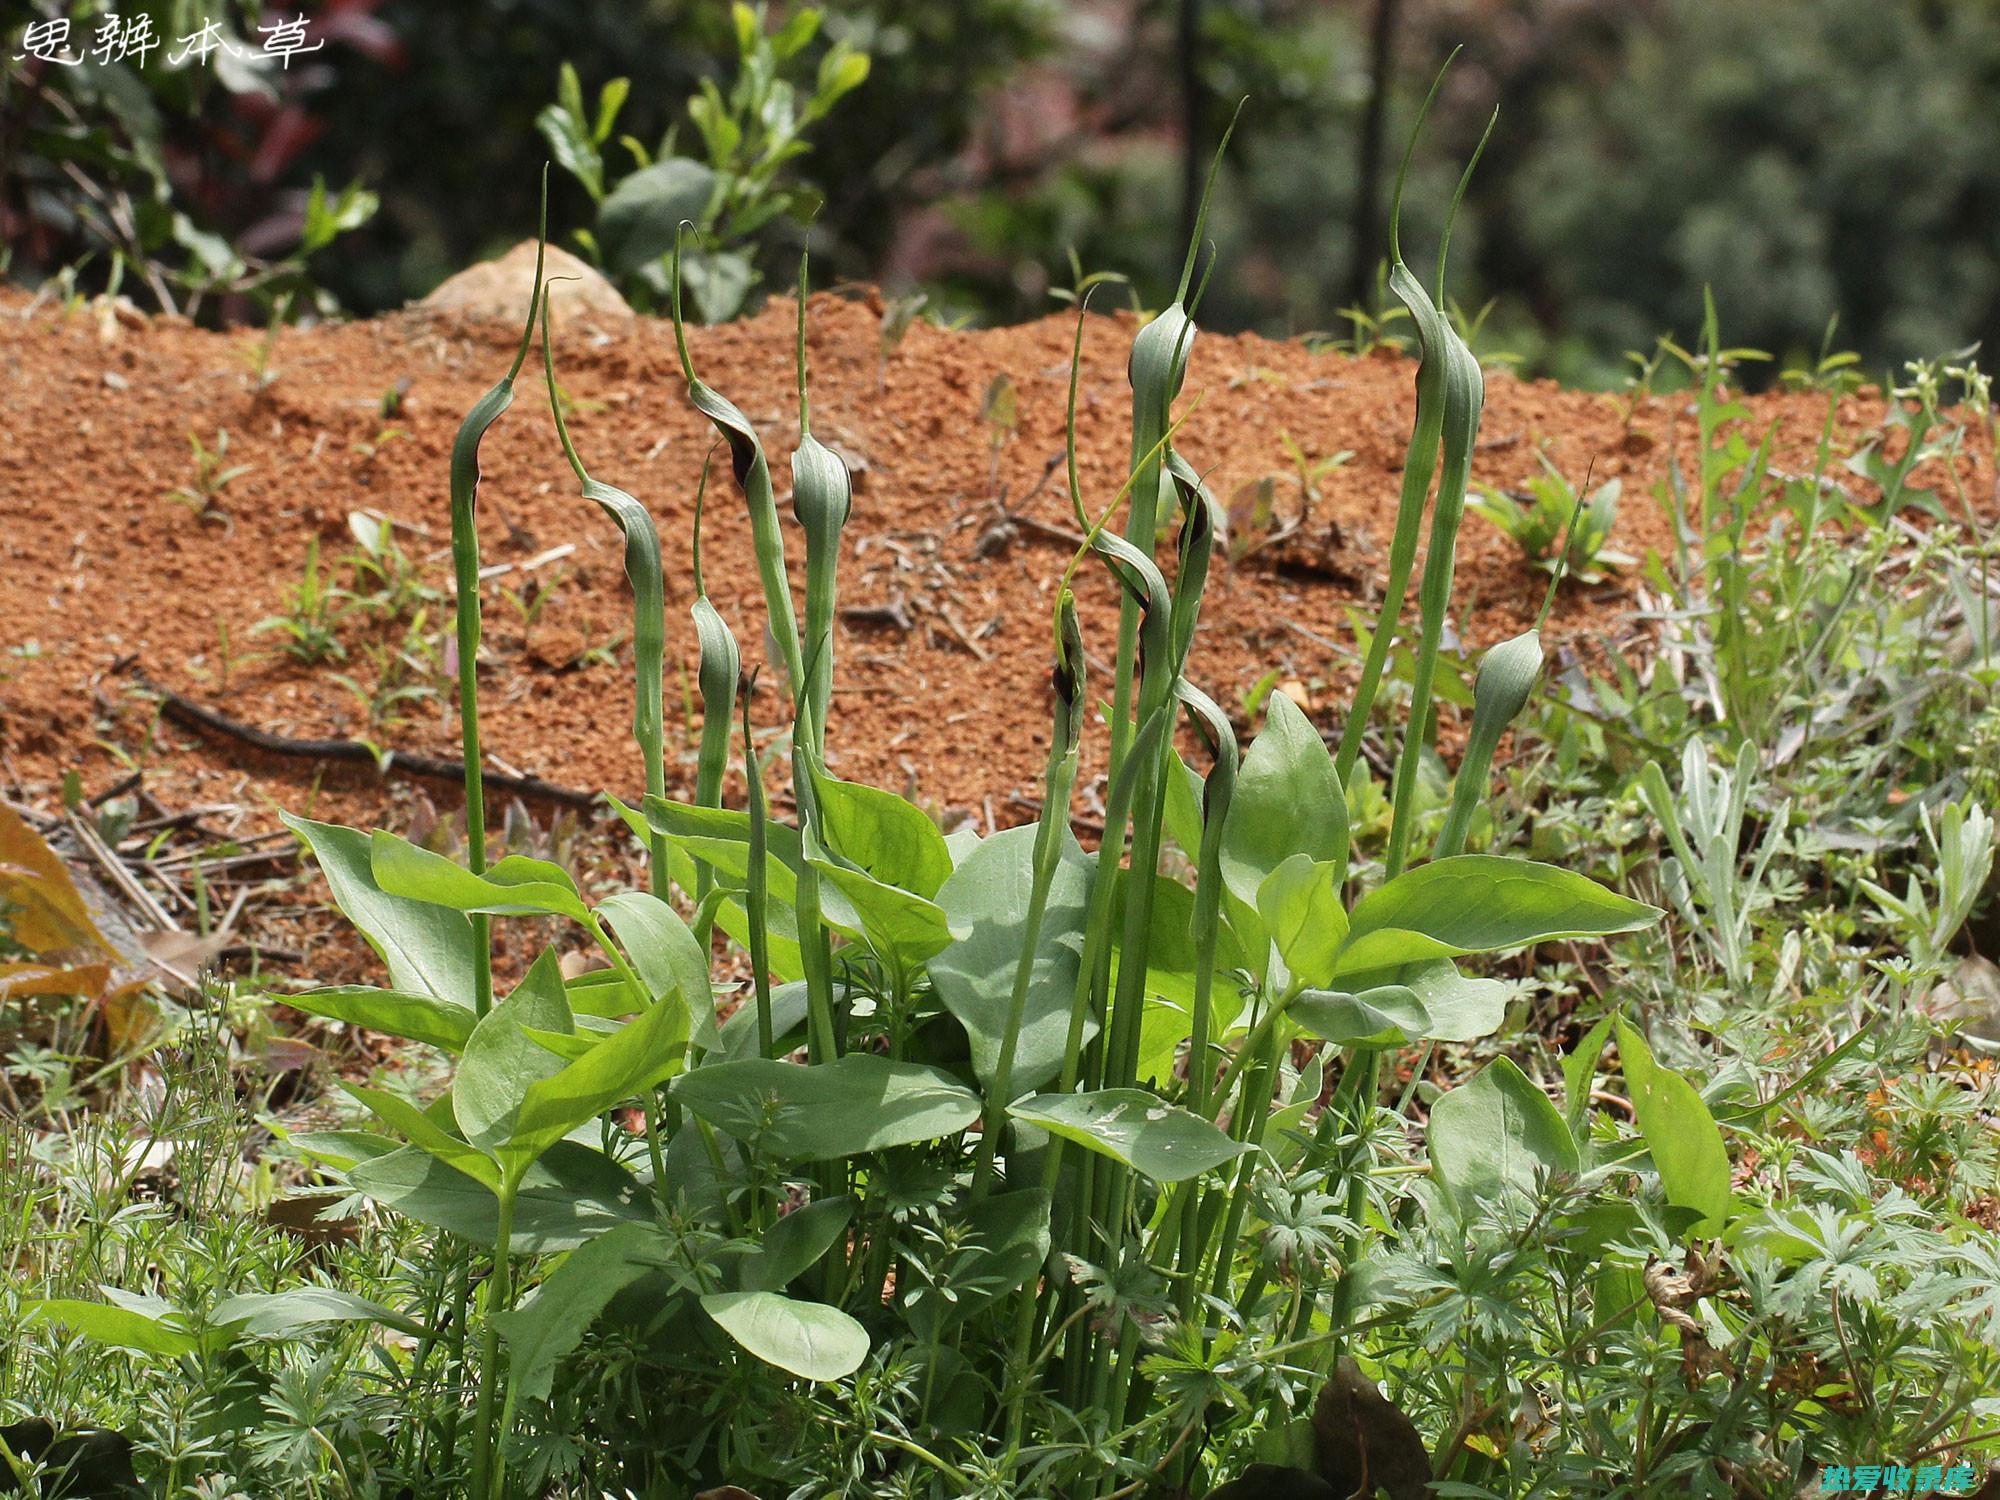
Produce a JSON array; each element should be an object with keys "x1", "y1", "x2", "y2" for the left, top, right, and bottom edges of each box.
[
  {"x1": 741, "y1": 1196, "x2": 854, "y2": 1293},
  {"x1": 1290, "y1": 985, "x2": 1429, "y2": 1048},
  {"x1": 1428, "y1": 1056, "x2": 1580, "y2": 1211},
  {"x1": 929, "y1": 825, "x2": 1090, "y2": 1097},
  {"x1": 349, "y1": 1142, "x2": 652, "y2": 1253},
  {"x1": 1110, "y1": 866, "x2": 1248, "y2": 1010},
  {"x1": 342, "y1": 1083, "x2": 499, "y2": 1189},
  {"x1": 454, "y1": 950, "x2": 573, "y2": 1158},
  {"x1": 1256, "y1": 854, "x2": 1348, "y2": 988},
  {"x1": 600, "y1": 157, "x2": 718, "y2": 275},
  {"x1": 596, "y1": 890, "x2": 718, "y2": 1049},
  {"x1": 1220, "y1": 691, "x2": 1348, "y2": 909},
  {"x1": 700, "y1": 1291, "x2": 869, "y2": 1382},
  {"x1": 23, "y1": 1298, "x2": 199, "y2": 1358},
  {"x1": 285, "y1": 985, "x2": 474, "y2": 1052},
  {"x1": 565, "y1": 967, "x2": 644, "y2": 1019},
  {"x1": 1563, "y1": 1013, "x2": 1617, "y2": 1143},
  {"x1": 370, "y1": 832, "x2": 589, "y2": 922},
  {"x1": 1337, "y1": 856, "x2": 1660, "y2": 974},
  {"x1": 813, "y1": 772, "x2": 953, "y2": 900},
  {"x1": 672, "y1": 1055, "x2": 980, "y2": 1161},
  {"x1": 504, "y1": 990, "x2": 690, "y2": 1173},
  {"x1": 535, "y1": 98, "x2": 603, "y2": 200},
  {"x1": 284, "y1": 1129, "x2": 402, "y2": 1173},
  {"x1": 717, "y1": 979, "x2": 812, "y2": 1060},
  {"x1": 283, "y1": 814, "x2": 476, "y2": 1003},
  {"x1": 497, "y1": 1221, "x2": 671, "y2": 1408},
  {"x1": 805, "y1": 827, "x2": 958, "y2": 965},
  {"x1": 212, "y1": 1287, "x2": 425, "y2": 1341},
  {"x1": 1007, "y1": 1089, "x2": 1251, "y2": 1183},
  {"x1": 1330, "y1": 958, "x2": 1509, "y2": 1044},
  {"x1": 1616, "y1": 1021, "x2": 1734, "y2": 1235}
]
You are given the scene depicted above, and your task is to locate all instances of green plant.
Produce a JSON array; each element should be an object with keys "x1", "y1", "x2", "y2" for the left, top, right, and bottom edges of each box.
[
  {"x1": 163, "y1": 429, "x2": 251, "y2": 522},
  {"x1": 539, "y1": 4, "x2": 871, "y2": 321},
  {"x1": 90, "y1": 90, "x2": 1676, "y2": 1500},
  {"x1": 340, "y1": 511, "x2": 439, "y2": 625},
  {"x1": 251, "y1": 538, "x2": 345, "y2": 664},
  {"x1": 1472, "y1": 452, "x2": 1634, "y2": 583}
]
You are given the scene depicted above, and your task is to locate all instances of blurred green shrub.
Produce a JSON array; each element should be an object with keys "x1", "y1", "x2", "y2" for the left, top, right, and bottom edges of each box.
[
  {"x1": 1, "y1": 0, "x2": 382, "y2": 320},
  {"x1": 537, "y1": 4, "x2": 869, "y2": 321}
]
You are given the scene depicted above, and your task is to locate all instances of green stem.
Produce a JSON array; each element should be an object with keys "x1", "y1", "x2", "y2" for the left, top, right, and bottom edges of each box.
[{"x1": 467, "y1": 1183, "x2": 517, "y2": 1500}]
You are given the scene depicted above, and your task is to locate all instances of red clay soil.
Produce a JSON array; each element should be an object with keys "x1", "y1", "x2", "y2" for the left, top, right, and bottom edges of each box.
[{"x1": 1, "y1": 289, "x2": 1991, "y2": 912}]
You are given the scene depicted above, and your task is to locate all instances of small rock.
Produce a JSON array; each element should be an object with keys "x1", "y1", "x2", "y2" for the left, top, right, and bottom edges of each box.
[{"x1": 418, "y1": 241, "x2": 634, "y2": 330}]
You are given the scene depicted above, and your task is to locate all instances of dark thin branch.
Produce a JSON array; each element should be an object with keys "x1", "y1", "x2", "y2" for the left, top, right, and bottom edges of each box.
[{"x1": 132, "y1": 673, "x2": 602, "y2": 810}]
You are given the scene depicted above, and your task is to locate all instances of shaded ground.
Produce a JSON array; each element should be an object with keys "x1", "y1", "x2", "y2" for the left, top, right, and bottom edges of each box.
[{"x1": 2, "y1": 289, "x2": 1991, "y2": 986}]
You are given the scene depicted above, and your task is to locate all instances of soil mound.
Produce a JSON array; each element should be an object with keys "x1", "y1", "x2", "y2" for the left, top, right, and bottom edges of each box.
[{"x1": 2, "y1": 290, "x2": 1985, "y2": 849}]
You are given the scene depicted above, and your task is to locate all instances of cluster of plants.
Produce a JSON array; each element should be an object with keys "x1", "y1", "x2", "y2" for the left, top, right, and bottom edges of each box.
[
  {"x1": 7, "y1": 93, "x2": 2000, "y2": 1500},
  {"x1": 3, "y1": 0, "x2": 384, "y2": 324},
  {"x1": 538, "y1": 4, "x2": 870, "y2": 322}
]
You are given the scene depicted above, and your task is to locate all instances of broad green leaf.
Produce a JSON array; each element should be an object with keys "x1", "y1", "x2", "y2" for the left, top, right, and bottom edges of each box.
[
  {"x1": 1007, "y1": 1089, "x2": 1251, "y2": 1182},
  {"x1": 1429, "y1": 1056, "x2": 1579, "y2": 1211},
  {"x1": 714, "y1": 892, "x2": 808, "y2": 983},
  {"x1": 1110, "y1": 867, "x2": 1249, "y2": 1009},
  {"x1": 565, "y1": 967, "x2": 643, "y2": 1018},
  {"x1": 1616, "y1": 1021, "x2": 1734, "y2": 1235},
  {"x1": 1256, "y1": 854, "x2": 1348, "y2": 988},
  {"x1": 23, "y1": 1298, "x2": 199, "y2": 1358},
  {"x1": 717, "y1": 979, "x2": 812, "y2": 1060},
  {"x1": 1162, "y1": 748, "x2": 1207, "y2": 861},
  {"x1": 212, "y1": 1287, "x2": 424, "y2": 1341},
  {"x1": 599, "y1": 156, "x2": 718, "y2": 274},
  {"x1": 641, "y1": 796, "x2": 860, "y2": 933},
  {"x1": 497, "y1": 1221, "x2": 671, "y2": 1408},
  {"x1": 283, "y1": 814, "x2": 476, "y2": 1003},
  {"x1": 1266, "y1": 1054, "x2": 1327, "y2": 1158},
  {"x1": 1220, "y1": 691, "x2": 1348, "y2": 909},
  {"x1": 700, "y1": 1290, "x2": 869, "y2": 1382},
  {"x1": 284, "y1": 1129, "x2": 402, "y2": 1173},
  {"x1": 929, "y1": 825, "x2": 1090, "y2": 1097},
  {"x1": 1134, "y1": 986, "x2": 1244, "y2": 1087},
  {"x1": 454, "y1": 950, "x2": 573, "y2": 1158},
  {"x1": 1336, "y1": 856, "x2": 1660, "y2": 974},
  {"x1": 596, "y1": 890, "x2": 719, "y2": 1048},
  {"x1": 672, "y1": 1055, "x2": 980, "y2": 1161},
  {"x1": 741, "y1": 1196, "x2": 854, "y2": 1293},
  {"x1": 285, "y1": 985, "x2": 474, "y2": 1052},
  {"x1": 1331, "y1": 958, "x2": 1509, "y2": 1044},
  {"x1": 813, "y1": 771, "x2": 953, "y2": 900},
  {"x1": 349, "y1": 1141, "x2": 651, "y2": 1253},
  {"x1": 370, "y1": 832, "x2": 589, "y2": 921},
  {"x1": 342, "y1": 1083, "x2": 499, "y2": 1189},
  {"x1": 806, "y1": 829, "x2": 958, "y2": 965},
  {"x1": 504, "y1": 990, "x2": 690, "y2": 1172},
  {"x1": 1290, "y1": 985, "x2": 1429, "y2": 1048}
]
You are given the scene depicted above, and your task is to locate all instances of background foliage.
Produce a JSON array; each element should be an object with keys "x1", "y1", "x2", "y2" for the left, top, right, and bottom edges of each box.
[{"x1": 9, "y1": 0, "x2": 2000, "y2": 381}]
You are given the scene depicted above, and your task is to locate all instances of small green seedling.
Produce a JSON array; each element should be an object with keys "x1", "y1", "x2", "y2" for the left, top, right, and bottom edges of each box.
[
  {"x1": 251, "y1": 537, "x2": 345, "y2": 663},
  {"x1": 164, "y1": 428, "x2": 251, "y2": 521},
  {"x1": 1472, "y1": 453, "x2": 1632, "y2": 582}
]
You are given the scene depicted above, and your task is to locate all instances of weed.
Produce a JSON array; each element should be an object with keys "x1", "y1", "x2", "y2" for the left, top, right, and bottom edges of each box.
[
  {"x1": 1472, "y1": 452, "x2": 1634, "y2": 582},
  {"x1": 163, "y1": 429, "x2": 251, "y2": 523},
  {"x1": 251, "y1": 538, "x2": 345, "y2": 664}
]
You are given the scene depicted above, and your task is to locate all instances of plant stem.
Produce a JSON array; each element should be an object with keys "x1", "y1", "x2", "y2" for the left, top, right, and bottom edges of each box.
[{"x1": 467, "y1": 1184, "x2": 517, "y2": 1500}]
